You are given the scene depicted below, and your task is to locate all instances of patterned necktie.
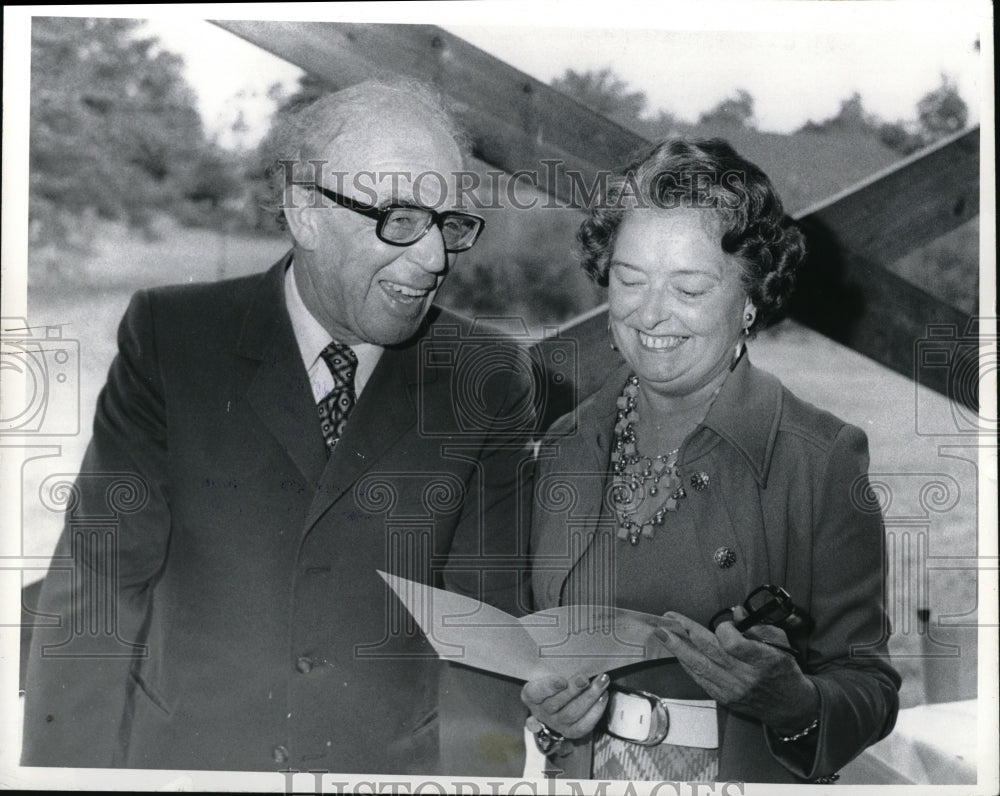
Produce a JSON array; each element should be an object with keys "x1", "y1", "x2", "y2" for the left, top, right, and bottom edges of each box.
[{"x1": 317, "y1": 341, "x2": 359, "y2": 454}]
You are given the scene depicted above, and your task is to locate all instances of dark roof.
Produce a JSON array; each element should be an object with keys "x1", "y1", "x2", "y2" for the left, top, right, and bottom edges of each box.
[{"x1": 650, "y1": 121, "x2": 904, "y2": 215}]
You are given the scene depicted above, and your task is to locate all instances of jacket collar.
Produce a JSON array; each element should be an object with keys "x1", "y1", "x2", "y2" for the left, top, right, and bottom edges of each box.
[
  {"x1": 574, "y1": 351, "x2": 783, "y2": 488},
  {"x1": 236, "y1": 251, "x2": 293, "y2": 361},
  {"x1": 685, "y1": 351, "x2": 783, "y2": 487}
]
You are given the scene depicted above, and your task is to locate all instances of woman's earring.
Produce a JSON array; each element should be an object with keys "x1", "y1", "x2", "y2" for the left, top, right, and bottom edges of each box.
[
  {"x1": 608, "y1": 320, "x2": 619, "y2": 352},
  {"x1": 731, "y1": 310, "x2": 755, "y2": 371}
]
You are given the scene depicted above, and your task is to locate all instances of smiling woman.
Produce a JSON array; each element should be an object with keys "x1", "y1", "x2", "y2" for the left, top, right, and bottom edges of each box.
[
  {"x1": 521, "y1": 138, "x2": 901, "y2": 783},
  {"x1": 607, "y1": 208, "x2": 752, "y2": 418},
  {"x1": 585, "y1": 139, "x2": 805, "y2": 434}
]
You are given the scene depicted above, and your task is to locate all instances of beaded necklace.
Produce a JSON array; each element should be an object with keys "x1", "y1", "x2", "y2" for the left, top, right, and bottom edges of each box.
[{"x1": 610, "y1": 374, "x2": 719, "y2": 545}]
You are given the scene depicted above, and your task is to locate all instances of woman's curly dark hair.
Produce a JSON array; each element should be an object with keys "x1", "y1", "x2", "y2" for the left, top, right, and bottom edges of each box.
[{"x1": 578, "y1": 138, "x2": 807, "y2": 333}]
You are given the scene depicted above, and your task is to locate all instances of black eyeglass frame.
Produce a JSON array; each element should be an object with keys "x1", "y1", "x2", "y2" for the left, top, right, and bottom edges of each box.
[
  {"x1": 709, "y1": 584, "x2": 813, "y2": 634},
  {"x1": 312, "y1": 183, "x2": 485, "y2": 252}
]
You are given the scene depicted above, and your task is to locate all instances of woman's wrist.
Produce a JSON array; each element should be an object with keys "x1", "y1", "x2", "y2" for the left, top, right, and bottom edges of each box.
[
  {"x1": 772, "y1": 717, "x2": 819, "y2": 743},
  {"x1": 526, "y1": 715, "x2": 573, "y2": 756},
  {"x1": 766, "y1": 676, "x2": 821, "y2": 738}
]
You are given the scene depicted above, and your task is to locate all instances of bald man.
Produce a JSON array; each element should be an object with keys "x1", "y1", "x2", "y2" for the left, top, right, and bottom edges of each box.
[{"x1": 22, "y1": 79, "x2": 533, "y2": 775}]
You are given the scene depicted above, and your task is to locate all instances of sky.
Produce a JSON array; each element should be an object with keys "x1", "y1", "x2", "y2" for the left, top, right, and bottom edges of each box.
[{"x1": 125, "y1": 1, "x2": 989, "y2": 149}]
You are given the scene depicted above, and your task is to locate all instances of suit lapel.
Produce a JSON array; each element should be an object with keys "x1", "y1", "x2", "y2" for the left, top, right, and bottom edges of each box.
[
  {"x1": 564, "y1": 397, "x2": 618, "y2": 596},
  {"x1": 302, "y1": 340, "x2": 420, "y2": 533},
  {"x1": 536, "y1": 364, "x2": 627, "y2": 608},
  {"x1": 238, "y1": 254, "x2": 329, "y2": 488}
]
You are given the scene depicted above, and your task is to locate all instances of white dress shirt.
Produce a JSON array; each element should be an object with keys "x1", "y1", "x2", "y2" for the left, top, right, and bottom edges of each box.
[{"x1": 284, "y1": 264, "x2": 383, "y2": 402}]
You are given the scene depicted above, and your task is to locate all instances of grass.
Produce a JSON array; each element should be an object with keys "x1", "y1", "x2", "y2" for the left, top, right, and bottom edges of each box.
[{"x1": 18, "y1": 222, "x2": 983, "y2": 713}]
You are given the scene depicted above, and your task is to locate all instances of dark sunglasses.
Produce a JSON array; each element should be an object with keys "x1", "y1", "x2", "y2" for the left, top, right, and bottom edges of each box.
[
  {"x1": 313, "y1": 184, "x2": 485, "y2": 253},
  {"x1": 709, "y1": 584, "x2": 814, "y2": 634}
]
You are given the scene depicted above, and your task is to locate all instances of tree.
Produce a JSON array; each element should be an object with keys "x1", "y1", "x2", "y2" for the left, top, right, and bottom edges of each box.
[
  {"x1": 799, "y1": 92, "x2": 878, "y2": 135},
  {"x1": 698, "y1": 89, "x2": 756, "y2": 128},
  {"x1": 801, "y1": 78, "x2": 969, "y2": 156},
  {"x1": 30, "y1": 18, "x2": 213, "y2": 235},
  {"x1": 916, "y1": 74, "x2": 968, "y2": 141},
  {"x1": 550, "y1": 68, "x2": 647, "y2": 126},
  {"x1": 876, "y1": 120, "x2": 925, "y2": 156},
  {"x1": 246, "y1": 73, "x2": 338, "y2": 232}
]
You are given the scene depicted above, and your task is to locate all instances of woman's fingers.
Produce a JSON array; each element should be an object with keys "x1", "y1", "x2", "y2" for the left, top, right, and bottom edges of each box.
[
  {"x1": 521, "y1": 674, "x2": 569, "y2": 708},
  {"x1": 660, "y1": 612, "x2": 732, "y2": 667},
  {"x1": 716, "y1": 618, "x2": 795, "y2": 660},
  {"x1": 521, "y1": 672, "x2": 611, "y2": 737},
  {"x1": 544, "y1": 673, "x2": 605, "y2": 714},
  {"x1": 564, "y1": 688, "x2": 611, "y2": 736},
  {"x1": 653, "y1": 610, "x2": 817, "y2": 730}
]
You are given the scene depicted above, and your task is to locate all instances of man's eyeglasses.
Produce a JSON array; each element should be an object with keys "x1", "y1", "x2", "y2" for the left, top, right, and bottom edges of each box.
[
  {"x1": 313, "y1": 184, "x2": 485, "y2": 253},
  {"x1": 709, "y1": 584, "x2": 814, "y2": 634}
]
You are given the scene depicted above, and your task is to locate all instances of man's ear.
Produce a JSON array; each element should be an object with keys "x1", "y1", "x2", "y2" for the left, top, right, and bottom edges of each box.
[{"x1": 284, "y1": 184, "x2": 320, "y2": 250}]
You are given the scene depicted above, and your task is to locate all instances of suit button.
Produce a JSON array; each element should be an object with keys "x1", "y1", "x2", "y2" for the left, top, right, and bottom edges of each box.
[
  {"x1": 272, "y1": 744, "x2": 289, "y2": 763},
  {"x1": 295, "y1": 656, "x2": 314, "y2": 673}
]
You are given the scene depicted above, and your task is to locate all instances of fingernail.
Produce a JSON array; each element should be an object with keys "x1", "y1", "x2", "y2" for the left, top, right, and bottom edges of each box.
[
  {"x1": 597, "y1": 673, "x2": 610, "y2": 687},
  {"x1": 573, "y1": 675, "x2": 589, "y2": 689}
]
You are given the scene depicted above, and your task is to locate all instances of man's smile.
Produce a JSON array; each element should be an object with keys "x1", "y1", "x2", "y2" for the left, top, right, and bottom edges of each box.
[{"x1": 379, "y1": 279, "x2": 432, "y2": 302}]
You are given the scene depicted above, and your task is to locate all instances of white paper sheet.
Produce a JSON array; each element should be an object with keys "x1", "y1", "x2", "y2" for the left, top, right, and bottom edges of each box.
[{"x1": 378, "y1": 571, "x2": 675, "y2": 680}]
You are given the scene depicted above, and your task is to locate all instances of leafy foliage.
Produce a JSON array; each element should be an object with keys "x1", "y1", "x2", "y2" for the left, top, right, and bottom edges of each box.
[
  {"x1": 29, "y1": 17, "x2": 246, "y2": 278},
  {"x1": 797, "y1": 77, "x2": 970, "y2": 156},
  {"x1": 245, "y1": 74, "x2": 337, "y2": 232},
  {"x1": 551, "y1": 68, "x2": 648, "y2": 126},
  {"x1": 698, "y1": 89, "x2": 756, "y2": 128},
  {"x1": 799, "y1": 93, "x2": 879, "y2": 135},
  {"x1": 31, "y1": 19, "x2": 206, "y2": 223},
  {"x1": 435, "y1": 168, "x2": 602, "y2": 327},
  {"x1": 917, "y1": 74, "x2": 969, "y2": 140}
]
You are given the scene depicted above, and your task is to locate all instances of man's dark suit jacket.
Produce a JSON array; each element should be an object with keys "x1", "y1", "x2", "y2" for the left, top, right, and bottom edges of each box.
[{"x1": 22, "y1": 255, "x2": 533, "y2": 774}]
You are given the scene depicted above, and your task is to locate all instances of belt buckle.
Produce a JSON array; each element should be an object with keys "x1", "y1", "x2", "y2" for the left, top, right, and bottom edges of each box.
[{"x1": 604, "y1": 687, "x2": 670, "y2": 746}]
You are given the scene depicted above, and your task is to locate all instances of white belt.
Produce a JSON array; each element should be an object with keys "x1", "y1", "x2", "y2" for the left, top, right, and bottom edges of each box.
[{"x1": 605, "y1": 688, "x2": 718, "y2": 749}]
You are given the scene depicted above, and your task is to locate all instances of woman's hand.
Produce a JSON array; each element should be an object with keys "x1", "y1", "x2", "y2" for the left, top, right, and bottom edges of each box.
[
  {"x1": 654, "y1": 610, "x2": 820, "y2": 736},
  {"x1": 520, "y1": 672, "x2": 611, "y2": 739}
]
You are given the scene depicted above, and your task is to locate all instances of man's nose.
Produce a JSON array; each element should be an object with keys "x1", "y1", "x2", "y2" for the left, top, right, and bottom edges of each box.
[{"x1": 407, "y1": 226, "x2": 449, "y2": 273}]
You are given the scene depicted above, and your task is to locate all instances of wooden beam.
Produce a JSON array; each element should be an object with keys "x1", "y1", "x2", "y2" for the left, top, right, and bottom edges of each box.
[
  {"x1": 209, "y1": 20, "x2": 980, "y2": 410},
  {"x1": 795, "y1": 127, "x2": 979, "y2": 268},
  {"x1": 214, "y1": 21, "x2": 978, "y2": 260},
  {"x1": 211, "y1": 20, "x2": 647, "y2": 206},
  {"x1": 788, "y1": 216, "x2": 975, "y2": 412}
]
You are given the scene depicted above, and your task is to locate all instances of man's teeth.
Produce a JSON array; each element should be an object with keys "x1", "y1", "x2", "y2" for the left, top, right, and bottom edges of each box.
[
  {"x1": 383, "y1": 281, "x2": 428, "y2": 298},
  {"x1": 638, "y1": 332, "x2": 687, "y2": 349}
]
